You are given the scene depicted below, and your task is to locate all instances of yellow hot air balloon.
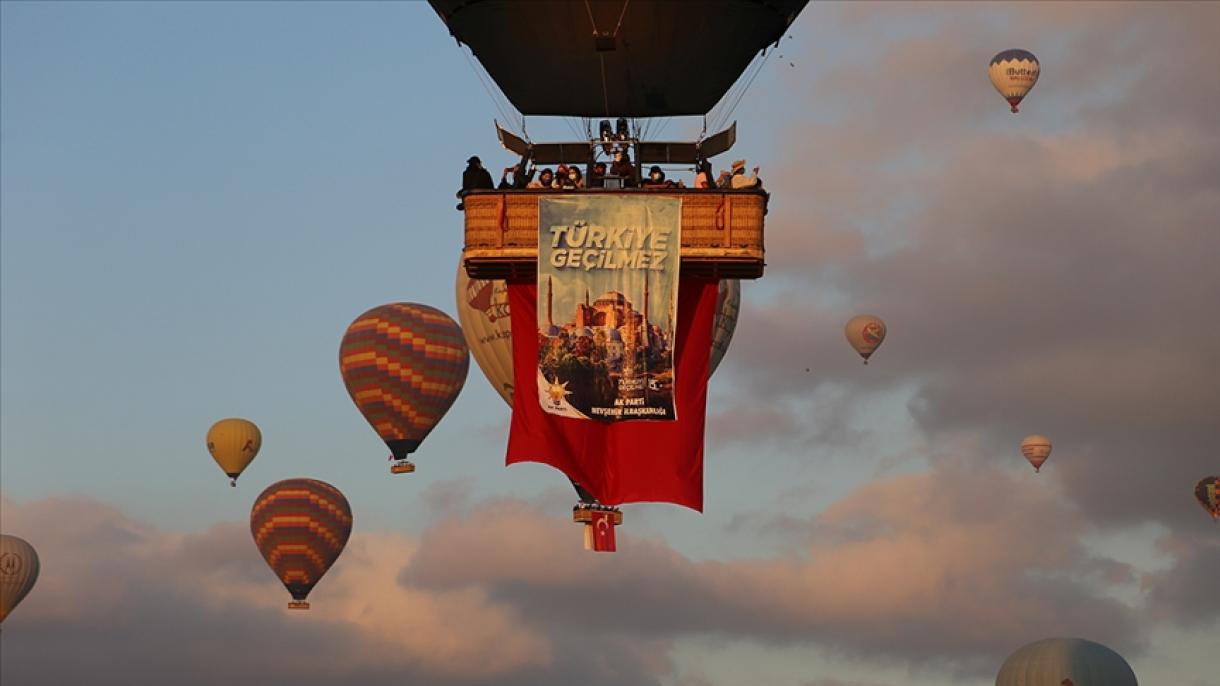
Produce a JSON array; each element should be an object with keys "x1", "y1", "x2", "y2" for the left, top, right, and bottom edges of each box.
[
  {"x1": 844, "y1": 314, "x2": 886, "y2": 364},
  {"x1": 1021, "y1": 434, "x2": 1052, "y2": 473},
  {"x1": 455, "y1": 262, "x2": 742, "y2": 406},
  {"x1": 0, "y1": 534, "x2": 40, "y2": 624},
  {"x1": 989, "y1": 49, "x2": 1040, "y2": 113},
  {"x1": 206, "y1": 418, "x2": 262, "y2": 486}
]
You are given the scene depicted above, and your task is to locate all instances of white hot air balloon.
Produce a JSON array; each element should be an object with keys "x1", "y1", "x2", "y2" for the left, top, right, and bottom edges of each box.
[
  {"x1": 456, "y1": 262, "x2": 741, "y2": 407},
  {"x1": 989, "y1": 49, "x2": 1040, "y2": 113},
  {"x1": 995, "y1": 637, "x2": 1137, "y2": 686},
  {"x1": 1021, "y1": 434, "x2": 1053, "y2": 473},
  {"x1": 0, "y1": 534, "x2": 40, "y2": 624}
]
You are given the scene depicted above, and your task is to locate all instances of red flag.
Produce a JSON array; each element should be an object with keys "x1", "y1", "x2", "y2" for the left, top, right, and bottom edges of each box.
[
  {"x1": 506, "y1": 278, "x2": 717, "y2": 510},
  {"x1": 589, "y1": 511, "x2": 617, "y2": 552}
]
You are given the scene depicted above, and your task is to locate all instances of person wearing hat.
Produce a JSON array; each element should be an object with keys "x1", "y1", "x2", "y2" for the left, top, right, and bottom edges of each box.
[
  {"x1": 462, "y1": 156, "x2": 495, "y2": 192},
  {"x1": 642, "y1": 165, "x2": 668, "y2": 188},
  {"x1": 457, "y1": 155, "x2": 495, "y2": 210},
  {"x1": 729, "y1": 158, "x2": 762, "y2": 189}
]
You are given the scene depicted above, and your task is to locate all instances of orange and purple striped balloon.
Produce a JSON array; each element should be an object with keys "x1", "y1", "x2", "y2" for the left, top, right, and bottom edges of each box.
[
  {"x1": 250, "y1": 478, "x2": 352, "y2": 609},
  {"x1": 339, "y1": 303, "x2": 469, "y2": 466}
]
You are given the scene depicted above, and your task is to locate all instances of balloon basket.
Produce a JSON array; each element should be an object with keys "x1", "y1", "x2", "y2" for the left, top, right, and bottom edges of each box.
[
  {"x1": 390, "y1": 461, "x2": 416, "y2": 475},
  {"x1": 461, "y1": 190, "x2": 769, "y2": 280},
  {"x1": 288, "y1": 601, "x2": 310, "y2": 610},
  {"x1": 572, "y1": 507, "x2": 623, "y2": 525}
]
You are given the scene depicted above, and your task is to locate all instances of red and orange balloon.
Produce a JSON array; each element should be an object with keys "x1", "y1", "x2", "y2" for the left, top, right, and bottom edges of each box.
[
  {"x1": 339, "y1": 303, "x2": 469, "y2": 473},
  {"x1": 250, "y1": 478, "x2": 352, "y2": 609}
]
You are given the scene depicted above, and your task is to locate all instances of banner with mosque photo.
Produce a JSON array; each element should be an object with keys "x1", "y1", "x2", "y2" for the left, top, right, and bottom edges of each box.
[{"x1": 536, "y1": 195, "x2": 681, "y2": 422}]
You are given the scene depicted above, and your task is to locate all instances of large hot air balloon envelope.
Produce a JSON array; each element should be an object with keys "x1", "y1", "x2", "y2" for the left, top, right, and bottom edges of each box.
[
  {"x1": 989, "y1": 49, "x2": 1040, "y2": 113},
  {"x1": 206, "y1": 418, "x2": 262, "y2": 486},
  {"x1": 339, "y1": 303, "x2": 470, "y2": 474},
  {"x1": 0, "y1": 534, "x2": 40, "y2": 624},
  {"x1": 844, "y1": 314, "x2": 886, "y2": 364},
  {"x1": 456, "y1": 265, "x2": 741, "y2": 406},
  {"x1": 250, "y1": 478, "x2": 352, "y2": 609},
  {"x1": 428, "y1": 0, "x2": 809, "y2": 117},
  {"x1": 995, "y1": 637, "x2": 1137, "y2": 686},
  {"x1": 1195, "y1": 476, "x2": 1220, "y2": 522},
  {"x1": 1021, "y1": 434, "x2": 1052, "y2": 473}
]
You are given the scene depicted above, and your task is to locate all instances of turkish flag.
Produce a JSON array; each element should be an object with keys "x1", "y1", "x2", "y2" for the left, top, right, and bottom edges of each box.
[
  {"x1": 590, "y1": 511, "x2": 617, "y2": 552},
  {"x1": 506, "y1": 278, "x2": 717, "y2": 510}
]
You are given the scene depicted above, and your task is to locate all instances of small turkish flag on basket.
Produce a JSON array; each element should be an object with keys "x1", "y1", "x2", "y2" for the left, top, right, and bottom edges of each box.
[{"x1": 590, "y1": 510, "x2": 617, "y2": 552}]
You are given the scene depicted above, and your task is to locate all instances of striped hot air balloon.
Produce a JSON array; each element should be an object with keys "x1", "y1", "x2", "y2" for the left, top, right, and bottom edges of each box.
[
  {"x1": 339, "y1": 303, "x2": 470, "y2": 474},
  {"x1": 1194, "y1": 476, "x2": 1220, "y2": 522},
  {"x1": 1021, "y1": 434, "x2": 1053, "y2": 473},
  {"x1": 249, "y1": 479, "x2": 352, "y2": 610}
]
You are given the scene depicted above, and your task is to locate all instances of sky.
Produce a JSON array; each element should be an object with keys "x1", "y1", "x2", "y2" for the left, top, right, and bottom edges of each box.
[{"x1": 1, "y1": 2, "x2": 1217, "y2": 685}]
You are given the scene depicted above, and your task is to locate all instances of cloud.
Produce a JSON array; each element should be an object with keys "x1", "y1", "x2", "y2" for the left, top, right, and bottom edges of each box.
[
  {"x1": 1, "y1": 459, "x2": 1160, "y2": 685},
  {"x1": 402, "y1": 461, "x2": 1144, "y2": 675},
  {"x1": 1142, "y1": 528, "x2": 1220, "y2": 627},
  {"x1": 720, "y1": 1, "x2": 1220, "y2": 529}
]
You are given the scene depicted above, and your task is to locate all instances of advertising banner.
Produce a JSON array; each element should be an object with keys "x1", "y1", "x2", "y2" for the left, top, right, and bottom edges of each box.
[{"x1": 536, "y1": 195, "x2": 681, "y2": 422}]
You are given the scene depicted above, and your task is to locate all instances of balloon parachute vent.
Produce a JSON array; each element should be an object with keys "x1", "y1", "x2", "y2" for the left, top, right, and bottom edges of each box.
[
  {"x1": 390, "y1": 461, "x2": 416, "y2": 475},
  {"x1": 288, "y1": 601, "x2": 310, "y2": 610}
]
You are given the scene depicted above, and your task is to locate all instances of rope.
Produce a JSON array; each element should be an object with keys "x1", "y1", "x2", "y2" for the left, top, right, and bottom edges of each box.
[{"x1": 460, "y1": 46, "x2": 523, "y2": 135}]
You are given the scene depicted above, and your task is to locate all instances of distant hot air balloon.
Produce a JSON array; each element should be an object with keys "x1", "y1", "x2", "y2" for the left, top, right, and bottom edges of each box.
[
  {"x1": 1194, "y1": 476, "x2": 1220, "y2": 522},
  {"x1": 995, "y1": 637, "x2": 1137, "y2": 686},
  {"x1": 1021, "y1": 434, "x2": 1053, "y2": 473},
  {"x1": 844, "y1": 314, "x2": 886, "y2": 364},
  {"x1": 250, "y1": 478, "x2": 352, "y2": 610},
  {"x1": 989, "y1": 49, "x2": 1040, "y2": 113},
  {"x1": 0, "y1": 534, "x2": 40, "y2": 624},
  {"x1": 339, "y1": 303, "x2": 470, "y2": 474},
  {"x1": 206, "y1": 418, "x2": 262, "y2": 486},
  {"x1": 455, "y1": 264, "x2": 742, "y2": 407}
]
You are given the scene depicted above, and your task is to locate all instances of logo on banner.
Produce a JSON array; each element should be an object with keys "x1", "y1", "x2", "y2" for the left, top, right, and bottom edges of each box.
[{"x1": 537, "y1": 195, "x2": 681, "y2": 422}]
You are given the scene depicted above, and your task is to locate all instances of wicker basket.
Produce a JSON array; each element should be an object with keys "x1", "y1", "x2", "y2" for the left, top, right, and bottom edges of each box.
[{"x1": 462, "y1": 189, "x2": 767, "y2": 280}]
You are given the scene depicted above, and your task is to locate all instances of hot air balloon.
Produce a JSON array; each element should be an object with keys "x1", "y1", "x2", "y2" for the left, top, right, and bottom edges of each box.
[
  {"x1": 456, "y1": 264, "x2": 742, "y2": 406},
  {"x1": 429, "y1": 1, "x2": 808, "y2": 119},
  {"x1": 989, "y1": 49, "x2": 1040, "y2": 113},
  {"x1": 0, "y1": 534, "x2": 40, "y2": 624},
  {"x1": 844, "y1": 314, "x2": 886, "y2": 364},
  {"x1": 1195, "y1": 476, "x2": 1220, "y2": 522},
  {"x1": 995, "y1": 637, "x2": 1137, "y2": 686},
  {"x1": 250, "y1": 478, "x2": 352, "y2": 610},
  {"x1": 339, "y1": 303, "x2": 470, "y2": 474},
  {"x1": 1021, "y1": 434, "x2": 1053, "y2": 473},
  {"x1": 206, "y1": 418, "x2": 262, "y2": 486}
]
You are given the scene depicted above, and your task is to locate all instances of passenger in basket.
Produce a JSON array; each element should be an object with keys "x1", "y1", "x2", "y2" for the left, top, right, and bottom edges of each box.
[
  {"x1": 567, "y1": 166, "x2": 585, "y2": 189},
  {"x1": 457, "y1": 155, "x2": 495, "y2": 210},
  {"x1": 642, "y1": 165, "x2": 669, "y2": 188},
  {"x1": 610, "y1": 151, "x2": 636, "y2": 187},
  {"x1": 499, "y1": 161, "x2": 534, "y2": 189},
  {"x1": 729, "y1": 159, "x2": 762, "y2": 189},
  {"x1": 527, "y1": 168, "x2": 555, "y2": 189},
  {"x1": 588, "y1": 161, "x2": 607, "y2": 188},
  {"x1": 694, "y1": 161, "x2": 715, "y2": 189}
]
